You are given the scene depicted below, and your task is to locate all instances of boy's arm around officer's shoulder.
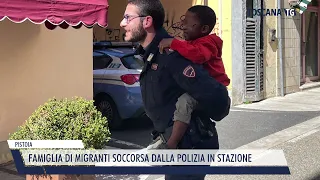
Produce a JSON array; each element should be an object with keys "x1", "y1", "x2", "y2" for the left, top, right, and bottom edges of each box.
[
  {"x1": 164, "y1": 51, "x2": 230, "y2": 121},
  {"x1": 170, "y1": 36, "x2": 218, "y2": 64}
]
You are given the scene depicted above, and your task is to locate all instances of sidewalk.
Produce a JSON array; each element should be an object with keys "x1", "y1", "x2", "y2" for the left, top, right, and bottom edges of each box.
[
  {"x1": 0, "y1": 162, "x2": 24, "y2": 180},
  {"x1": 236, "y1": 87, "x2": 320, "y2": 112}
]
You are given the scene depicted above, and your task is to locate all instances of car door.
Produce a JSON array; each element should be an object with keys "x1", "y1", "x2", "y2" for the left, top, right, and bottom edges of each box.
[{"x1": 93, "y1": 53, "x2": 113, "y2": 96}]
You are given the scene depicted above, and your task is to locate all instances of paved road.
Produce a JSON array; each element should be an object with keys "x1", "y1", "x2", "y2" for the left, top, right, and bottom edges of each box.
[{"x1": 108, "y1": 108, "x2": 320, "y2": 149}]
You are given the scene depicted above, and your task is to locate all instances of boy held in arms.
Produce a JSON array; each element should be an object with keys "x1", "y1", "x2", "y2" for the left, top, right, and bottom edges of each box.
[{"x1": 159, "y1": 5, "x2": 230, "y2": 148}]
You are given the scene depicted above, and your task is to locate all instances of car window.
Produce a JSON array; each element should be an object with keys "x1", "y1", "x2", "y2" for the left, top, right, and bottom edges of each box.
[
  {"x1": 121, "y1": 55, "x2": 144, "y2": 70},
  {"x1": 93, "y1": 54, "x2": 113, "y2": 70}
]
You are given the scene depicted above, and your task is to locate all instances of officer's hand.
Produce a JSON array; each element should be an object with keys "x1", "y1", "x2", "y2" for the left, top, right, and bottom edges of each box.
[{"x1": 159, "y1": 38, "x2": 174, "y2": 54}]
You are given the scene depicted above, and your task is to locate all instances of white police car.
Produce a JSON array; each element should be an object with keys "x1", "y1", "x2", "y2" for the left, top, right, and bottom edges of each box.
[{"x1": 93, "y1": 42, "x2": 146, "y2": 129}]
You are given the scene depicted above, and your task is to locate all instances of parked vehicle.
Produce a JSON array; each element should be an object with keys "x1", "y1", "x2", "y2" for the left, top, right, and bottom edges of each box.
[{"x1": 93, "y1": 41, "x2": 146, "y2": 129}]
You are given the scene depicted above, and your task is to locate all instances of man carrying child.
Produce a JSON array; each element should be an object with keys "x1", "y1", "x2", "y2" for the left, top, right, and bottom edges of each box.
[{"x1": 159, "y1": 5, "x2": 230, "y2": 149}]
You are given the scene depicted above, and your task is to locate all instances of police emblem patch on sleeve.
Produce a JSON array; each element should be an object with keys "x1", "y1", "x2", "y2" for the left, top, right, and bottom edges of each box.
[{"x1": 183, "y1": 65, "x2": 196, "y2": 77}]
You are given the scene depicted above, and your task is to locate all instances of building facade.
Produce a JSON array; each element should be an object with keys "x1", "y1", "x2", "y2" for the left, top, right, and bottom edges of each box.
[
  {"x1": 0, "y1": 0, "x2": 108, "y2": 164},
  {"x1": 232, "y1": 0, "x2": 319, "y2": 105},
  {"x1": 0, "y1": 19, "x2": 93, "y2": 164}
]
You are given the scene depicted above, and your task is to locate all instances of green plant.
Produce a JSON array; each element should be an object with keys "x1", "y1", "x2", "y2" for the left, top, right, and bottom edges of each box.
[
  {"x1": 9, "y1": 97, "x2": 110, "y2": 149},
  {"x1": 243, "y1": 100, "x2": 252, "y2": 104}
]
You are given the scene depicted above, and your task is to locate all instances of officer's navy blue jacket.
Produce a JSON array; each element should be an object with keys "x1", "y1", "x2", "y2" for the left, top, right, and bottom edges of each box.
[{"x1": 136, "y1": 28, "x2": 230, "y2": 133}]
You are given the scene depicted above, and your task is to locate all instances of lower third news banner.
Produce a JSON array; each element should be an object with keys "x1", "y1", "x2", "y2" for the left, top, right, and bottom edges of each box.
[{"x1": 7, "y1": 140, "x2": 290, "y2": 175}]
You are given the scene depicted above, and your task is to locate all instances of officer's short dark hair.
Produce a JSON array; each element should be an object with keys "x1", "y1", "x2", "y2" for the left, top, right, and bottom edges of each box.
[
  {"x1": 188, "y1": 5, "x2": 216, "y2": 33},
  {"x1": 128, "y1": 0, "x2": 165, "y2": 30}
]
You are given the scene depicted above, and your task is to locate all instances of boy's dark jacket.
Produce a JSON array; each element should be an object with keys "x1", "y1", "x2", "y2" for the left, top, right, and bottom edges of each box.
[{"x1": 135, "y1": 28, "x2": 230, "y2": 132}]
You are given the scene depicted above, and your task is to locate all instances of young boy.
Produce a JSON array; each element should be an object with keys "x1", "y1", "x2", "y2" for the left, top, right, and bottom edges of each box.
[{"x1": 159, "y1": 5, "x2": 230, "y2": 132}]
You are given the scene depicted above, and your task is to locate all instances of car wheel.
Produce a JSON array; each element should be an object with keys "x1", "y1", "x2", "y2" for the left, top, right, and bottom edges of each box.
[{"x1": 95, "y1": 95, "x2": 123, "y2": 130}]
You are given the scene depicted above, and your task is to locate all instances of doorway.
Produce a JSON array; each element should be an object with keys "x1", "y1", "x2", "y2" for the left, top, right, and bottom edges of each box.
[{"x1": 301, "y1": 1, "x2": 320, "y2": 83}]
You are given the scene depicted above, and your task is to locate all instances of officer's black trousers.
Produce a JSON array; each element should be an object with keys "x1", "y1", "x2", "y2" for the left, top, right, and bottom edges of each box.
[{"x1": 164, "y1": 129, "x2": 219, "y2": 180}]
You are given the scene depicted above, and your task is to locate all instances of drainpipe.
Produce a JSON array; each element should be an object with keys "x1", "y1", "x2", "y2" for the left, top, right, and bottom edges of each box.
[{"x1": 277, "y1": 0, "x2": 284, "y2": 96}]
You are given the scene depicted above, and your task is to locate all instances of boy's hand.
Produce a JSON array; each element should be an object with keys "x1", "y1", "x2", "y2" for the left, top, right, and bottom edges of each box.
[{"x1": 159, "y1": 38, "x2": 174, "y2": 54}]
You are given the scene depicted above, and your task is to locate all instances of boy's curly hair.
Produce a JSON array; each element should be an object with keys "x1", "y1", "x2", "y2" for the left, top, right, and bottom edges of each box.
[{"x1": 188, "y1": 5, "x2": 217, "y2": 33}]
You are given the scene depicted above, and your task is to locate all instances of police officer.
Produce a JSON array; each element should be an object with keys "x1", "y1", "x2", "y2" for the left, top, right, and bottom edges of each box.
[{"x1": 120, "y1": 0, "x2": 230, "y2": 179}]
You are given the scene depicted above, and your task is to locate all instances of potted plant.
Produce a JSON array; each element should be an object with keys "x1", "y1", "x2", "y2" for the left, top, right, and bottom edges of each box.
[{"x1": 9, "y1": 97, "x2": 111, "y2": 180}]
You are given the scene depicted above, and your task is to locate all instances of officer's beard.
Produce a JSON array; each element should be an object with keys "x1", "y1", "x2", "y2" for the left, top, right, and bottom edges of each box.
[{"x1": 127, "y1": 23, "x2": 147, "y2": 43}]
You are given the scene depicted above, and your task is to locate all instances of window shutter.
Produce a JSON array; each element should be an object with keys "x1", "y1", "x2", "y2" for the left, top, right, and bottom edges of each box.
[{"x1": 244, "y1": 17, "x2": 264, "y2": 102}]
